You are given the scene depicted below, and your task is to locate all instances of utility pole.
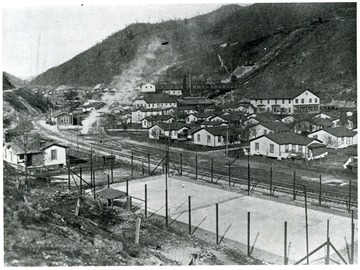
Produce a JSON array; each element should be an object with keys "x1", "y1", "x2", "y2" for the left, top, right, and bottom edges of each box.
[{"x1": 226, "y1": 126, "x2": 229, "y2": 157}]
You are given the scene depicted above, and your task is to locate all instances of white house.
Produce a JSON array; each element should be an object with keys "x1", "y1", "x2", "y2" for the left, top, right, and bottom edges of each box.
[
  {"x1": 163, "y1": 89, "x2": 182, "y2": 96},
  {"x1": 133, "y1": 94, "x2": 177, "y2": 109},
  {"x1": 3, "y1": 140, "x2": 68, "y2": 168},
  {"x1": 250, "y1": 133, "x2": 324, "y2": 160},
  {"x1": 140, "y1": 83, "x2": 156, "y2": 93},
  {"x1": 250, "y1": 89, "x2": 320, "y2": 115},
  {"x1": 148, "y1": 123, "x2": 191, "y2": 140},
  {"x1": 248, "y1": 121, "x2": 290, "y2": 139},
  {"x1": 141, "y1": 115, "x2": 175, "y2": 129},
  {"x1": 308, "y1": 127, "x2": 357, "y2": 149},
  {"x1": 131, "y1": 108, "x2": 163, "y2": 124},
  {"x1": 191, "y1": 127, "x2": 240, "y2": 147}
]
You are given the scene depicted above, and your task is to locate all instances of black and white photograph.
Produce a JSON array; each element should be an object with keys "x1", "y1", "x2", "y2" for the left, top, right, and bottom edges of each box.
[{"x1": 1, "y1": 0, "x2": 358, "y2": 266}]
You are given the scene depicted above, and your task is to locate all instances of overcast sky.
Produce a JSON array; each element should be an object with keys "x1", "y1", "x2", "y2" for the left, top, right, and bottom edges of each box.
[{"x1": 3, "y1": 2, "x2": 228, "y2": 79}]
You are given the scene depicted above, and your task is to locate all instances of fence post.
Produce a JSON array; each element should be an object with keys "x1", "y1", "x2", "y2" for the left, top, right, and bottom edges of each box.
[
  {"x1": 247, "y1": 163, "x2": 250, "y2": 196},
  {"x1": 79, "y1": 167, "x2": 82, "y2": 195},
  {"x1": 293, "y1": 171, "x2": 296, "y2": 201},
  {"x1": 195, "y1": 156, "x2": 198, "y2": 180},
  {"x1": 270, "y1": 166, "x2": 273, "y2": 195},
  {"x1": 111, "y1": 155, "x2": 114, "y2": 183},
  {"x1": 325, "y1": 219, "x2": 330, "y2": 264},
  {"x1": 211, "y1": 158, "x2": 214, "y2": 183},
  {"x1": 126, "y1": 179, "x2": 129, "y2": 196},
  {"x1": 228, "y1": 160, "x2": 231, "y2": 187},
  {"x1": 284, "y1": 221, "x2": 288, "y2": 265},
  {"x1": 93, "y1": 170, "x2": 96, "y2": 200},
  {"x1": 148, "y1": 153, "x2": 151, "y2": 175},
  {"x1": 165, "y1": 189, "x2": 168, "y2": 227},
  {"x1": 90, "y1": 150, "x2": 93, "y2": 189},
  {"x1": 107, "y1": 174, "x2": 110, "y2": 189},
  {"x1": 348, "y1": 179, "x2": 352, "y2": 212},
  {"x1": 247, "y1": 212, "x2": 251, "y2": 256},
  {"x1": 131, "y1": 149, "x2": 134, "y2": 179},
  {"x1": 304, "y1": 186, "x2": 309, "y2": 265},
  {"x1": 351, "y1": 221, "x2": 355, "y2": 264},
  {"x1": 67, "y1": 152, "x2": 71, "y2": 190},
  {"x1": 180, "y1": 153, "x2": 183, "y2": 176},
  {"x1": 216, "y1": 203, "x2": 219, "y2": 245},
  {"x1": 188, "y1": 196, "x2": 192, "y2": 235},
  {"x1": 145, "y1": 184, "x2": 148, "y2": 218},
  {"x1": 319, "y1": 175, "x2": 322, "y2": 206}
]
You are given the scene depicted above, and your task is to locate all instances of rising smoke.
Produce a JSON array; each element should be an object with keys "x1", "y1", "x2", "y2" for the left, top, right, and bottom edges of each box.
[{"x1": 81, "y1": 38, "x2": 175, "y2": 134}]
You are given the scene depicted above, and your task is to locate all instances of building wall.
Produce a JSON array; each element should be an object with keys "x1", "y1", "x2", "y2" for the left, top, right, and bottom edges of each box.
[
  {"x1": 133, "y1": 100, "x2": 147, "y2": 108},
  {"x1": 308, "y1": 130, "x2": 356, "y2": 149},
  {"x1": 192, "y1": 129, "x2": 224, "y2": 147},
  {"x1": 251, "y1": 137, "x2": 313, "y2": 159},
  {"x1": 249, "y1": 124, "x2": 272, "y2": 139},
  {"x1": 250, "y1": 98, "x2": 293, "y2": 114},
  {"x1": 141, "y1": 83, "x2": 156, "y2": 93},
  {"x1": 293, "y1": 90, "x2": 320, "y2": 114},
  {"x1": 186, "y1": 114, "x2": 197, "y2": 124},
  {"x1": 163, "y1": 90, "x2": 182, "y2": 96},
  {"x1": 149, "y1": 126, "x2": 164, "y2": 139},
  {"x1": 3, "y1": 147, "x2": 19, "y2": 165},
  {"x1": 145, "y1": 102, "x2": 177, "y2": 109},
  {"x1": 54, "y1": 114, "x2": 73, "y2": 126},
  {"x1": 250, "y1": 136, "x2": 281, "y2": 158},
  {"x1": 43, "y1": 145, "x2": 67, "y2": 166}
]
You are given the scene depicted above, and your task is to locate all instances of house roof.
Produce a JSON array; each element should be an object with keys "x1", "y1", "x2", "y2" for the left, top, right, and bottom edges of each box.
[
  {"x1": 344, "y1": 145, "x2": 357, "y2": 156},
  {"x1": 135, "y1": 93, "x2": 177, "y2": 104},
  {"x1": 250, "y1": 88, "x2": 319, "y2": 100},
  {"x1": 253, "y1": 132, "x2": 319, "y2": 145},
  {"x1": 53, "y1": 112, "x2": 72, "y2": 118},
  {"x1": 149, "y1": 122, "x2": 191, "y2": 131},
  {"x1": 143, "y1": 115, "x2": 175, "y2": 122},
  {"x1": 320, "y1": 127, "x2": 357, "y2": 138},
  {"x1": 96, "y1": 188, "x2": 126, "y2": 200},
  {"x1": 5, "y1": 139, "x2": 68, "y2": 155},
  {"x1": 191, "y1": 126, "x2": 239, "y2": 137},
  {"x1": 200, "y1": 121, "x2": 227, "y2": 126},
  {"x1": 310, "y1": 117, "x2": 333, "y2": 127},
  {"x1": 257, "y1": 121, "x2": 290, "y2": 132},
  {"x1": 308, "y1": 143, "x2": 327, "y2": 148},
  {"x1": 194, "y1": 112, "x2": 216, "y2": 119},
  {"x1": 177, "y1": 97, "x2": 214, "y2": 106}
]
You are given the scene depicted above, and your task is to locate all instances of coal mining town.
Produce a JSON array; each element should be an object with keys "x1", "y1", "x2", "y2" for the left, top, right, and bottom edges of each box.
[{"x1": 2, "y1": 2, "x2": 358, "y2": 267}]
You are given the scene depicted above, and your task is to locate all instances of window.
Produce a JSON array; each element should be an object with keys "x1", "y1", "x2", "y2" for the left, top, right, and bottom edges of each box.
[
  {"x1": 295, "y1": 99, "x2": 298, "y2": 104},
  {"x1": 341, "y1": 137, "x2": 345, "y2": 144},
  {"x1": 255, "y1": 142, "x2": 259, "y2": 151},
  {"x1": 197, "y1": 134, "x2": 201, "y2": 142},
  {"x1": 275, "y1": 100, "x2": 277, "y2": 104},
  {"x1": 207, "y1": 135, "x2": 211, "y2": 143},
  {"x1": 309, "y1": 98, "x2": 312, "y2": 103},
  {"x1": 301, "y1": 99, "x2": 305, "y2": 104},
  {"x1": 282, "y1": 99, "x2": 285, "y2": 104},
  {"x1": 346, "y1": 137, "x2": 351, "y2": 144},
  {"x1": 218, "y1": 136, "x2": 221, "y2": 143},
  {"x1": 270, "y1": 144, "x2": 274, "y2": 153},
  {"x1": 315, "y1": 98, "x2": 318, "y2": 103},
  {"x1": 285, "y1": 144, "x2": 289, "y2": 152},
  {"x1": 314, "y1": 135, "x2": 318, "y2": 139},
  {"x1": 51, "y1": 149, "x2": 57, "y2": 160},
  {"x1": 267, "y1": 100, "x2": 270, "y2": 104},
  {"x1": 264, "y1": 130, "x2": 267, "y2": 135}
]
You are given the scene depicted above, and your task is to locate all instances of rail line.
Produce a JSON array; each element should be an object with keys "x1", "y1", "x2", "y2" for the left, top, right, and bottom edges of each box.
[{"x1": 33, "y1": 121, "x2": 357, "y2": 211}]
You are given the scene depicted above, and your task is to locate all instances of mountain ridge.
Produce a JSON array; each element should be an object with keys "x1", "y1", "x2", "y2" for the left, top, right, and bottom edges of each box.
[{"x1": 29, "y1": 3, "x2": 356, "y2": 103}]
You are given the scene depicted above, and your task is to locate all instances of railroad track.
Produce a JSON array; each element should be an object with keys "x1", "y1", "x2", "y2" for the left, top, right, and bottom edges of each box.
[{"x1": 33, "y1": 120, "x2": 358, "y2": 211}]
